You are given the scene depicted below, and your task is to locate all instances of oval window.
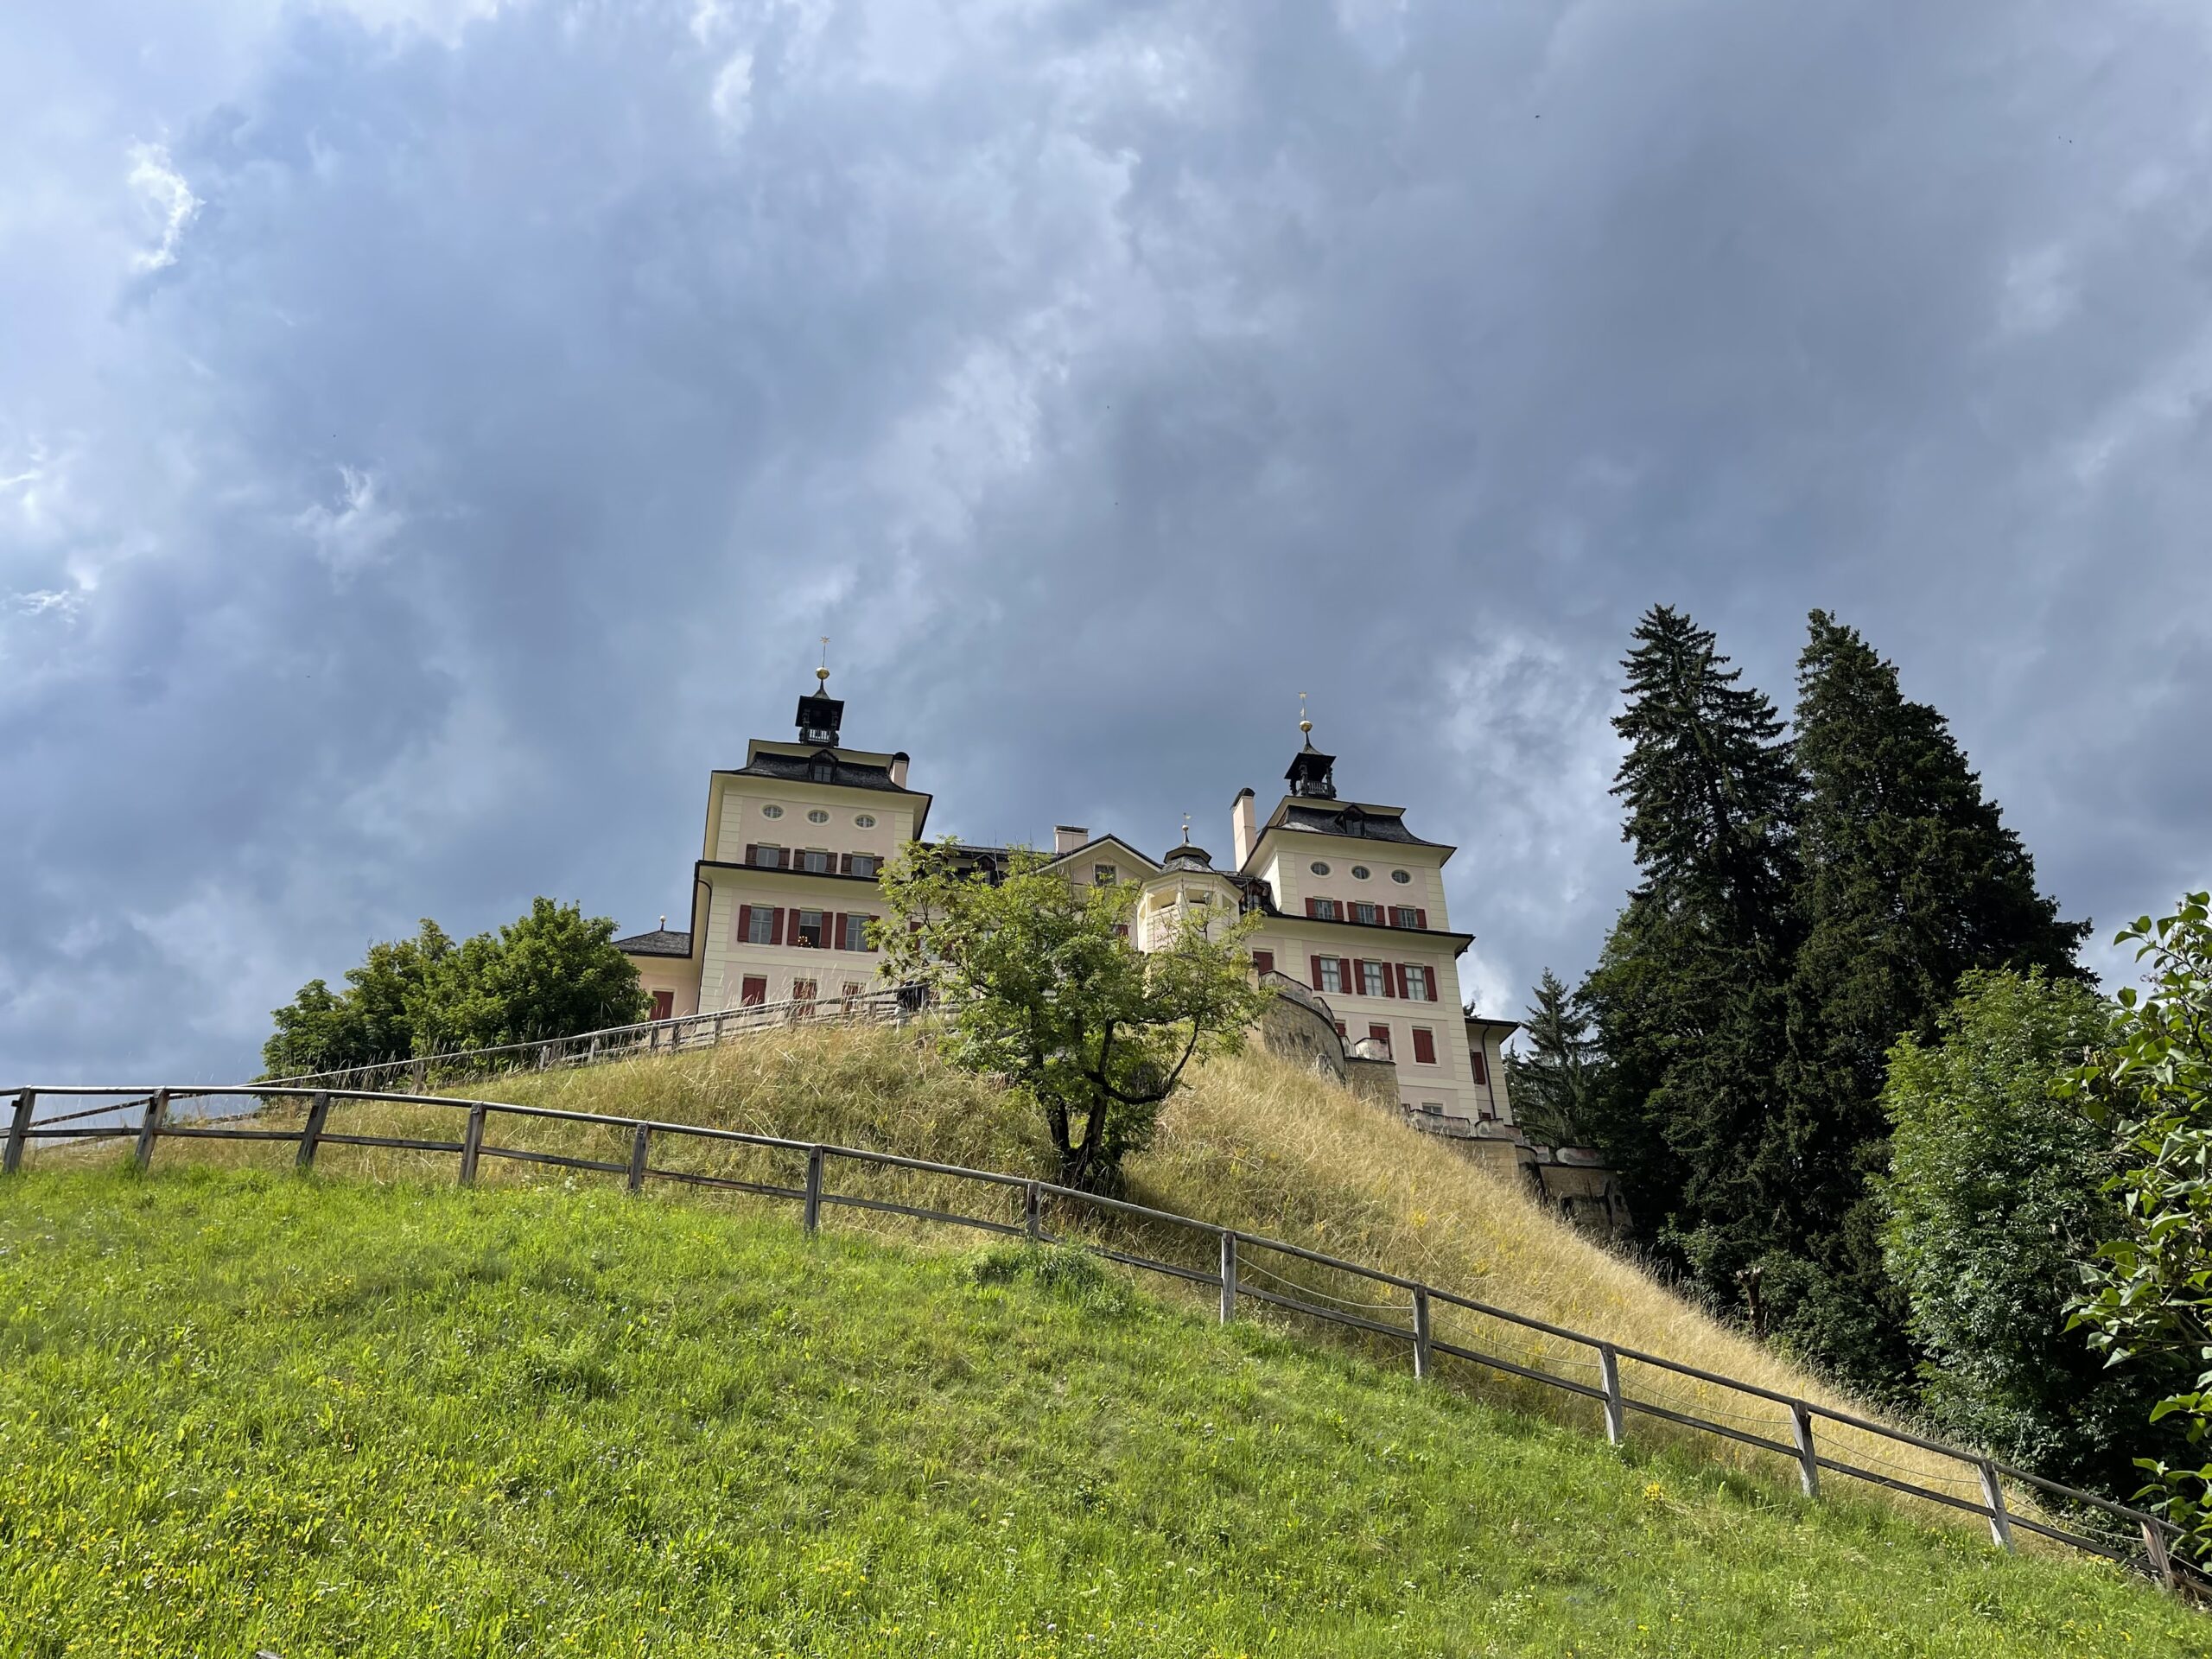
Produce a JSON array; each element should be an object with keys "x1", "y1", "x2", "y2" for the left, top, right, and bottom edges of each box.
[
  {"x1": 760, "y1": 804, "x2": 784, "y2": 819},
  {"x1": 1390, "y1": 869, "x2": 1412, "y2": 884},
  {"x1": 1351, "y1": 865, "x2": 1371, "y2": 880},
  {"x1": 1309, "y1": 861, "x2": 1331, "y2": 876},
  {"x1": 855, "y1": 813, "x2": 876, "y2": 829},
  {"x1": 807, "y1": 808, "x2": 830, "y2": 824}
]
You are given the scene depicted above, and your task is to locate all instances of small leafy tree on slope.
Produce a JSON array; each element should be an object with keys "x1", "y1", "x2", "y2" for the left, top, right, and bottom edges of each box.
[
  {"x1": 2068, "y1": 893, "x2": 2212, "y2": 1551},
  {"x1": 874, "y1": 841, "x2": 1269, "y2": 1193}
]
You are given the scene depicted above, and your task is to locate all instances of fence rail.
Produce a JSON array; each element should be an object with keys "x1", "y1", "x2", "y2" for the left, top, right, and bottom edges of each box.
[{"x1": 1, "y1": 1077, "x2": 2199, "y2": 1601}]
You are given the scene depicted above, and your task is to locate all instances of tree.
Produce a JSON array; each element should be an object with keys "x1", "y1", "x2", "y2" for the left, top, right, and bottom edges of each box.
[
  {"x1": 1880, "y1": 970, "x2": 2170, "y2": 1495},
  {"x1": 1507, "y1": 969, "x2": 1603, "y2": 1147},
  {"x1": 875, "y1": 842, "x2": 1270, "y2": 1192},
  {"x1": 2069, "y1": 893, "x2": 2212, "y2": 1550},
  {"x1": 1577, "y1": 606, "x2": 1802, "y2": 1301},
  {"x1": 1766, "y1": 612, "x2": 2088, "y2": 1393},
  {"x1": 261, "y1": 903, "x2": 642, "y2": 1076}
]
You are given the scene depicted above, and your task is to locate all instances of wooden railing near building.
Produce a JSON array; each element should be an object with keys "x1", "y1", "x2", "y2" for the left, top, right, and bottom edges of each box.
[{"x1": 1, "y1": 1078, "x2": 2197, "y2": 1602}]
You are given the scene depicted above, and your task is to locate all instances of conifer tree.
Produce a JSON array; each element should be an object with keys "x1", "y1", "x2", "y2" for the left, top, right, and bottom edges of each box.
[
  {"x1": 1578, "y1": 607, "x2": 1802, "y2": 1298},
  {"x1": 1765, "y1": 612, "x2": 2088, "y2": 1392},
  {"x1": 1507, "y1": 969, "x2": 1602, "y2": 1147}
]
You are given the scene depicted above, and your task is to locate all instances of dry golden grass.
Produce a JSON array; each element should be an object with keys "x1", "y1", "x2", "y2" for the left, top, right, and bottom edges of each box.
[{"x1": 42, "y1": 1022, "x2": 2049, "y2": 1541}]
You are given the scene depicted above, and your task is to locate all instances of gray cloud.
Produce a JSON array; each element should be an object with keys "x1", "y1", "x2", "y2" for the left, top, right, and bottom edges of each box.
[{"x1": 3, "y1": 0, "x2": 2208, "y2": 1081}]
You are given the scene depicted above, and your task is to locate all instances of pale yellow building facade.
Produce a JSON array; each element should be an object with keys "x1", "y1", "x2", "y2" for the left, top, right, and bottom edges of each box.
[{"x1": 617, "y1": 683, "x2": 1517, "y2": 1129}]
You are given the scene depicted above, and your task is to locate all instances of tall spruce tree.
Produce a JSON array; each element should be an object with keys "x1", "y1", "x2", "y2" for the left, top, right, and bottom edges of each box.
[
  {"x1": 1507, "y1": 969, "x2": 1602, "y2": 1148},
  {"x1": 1767, "y1": 611, "x2": 2088, "y2": 1394},
  {"x1": 1578, "y1": 607, "x2": 1803, "y2": 1303}
]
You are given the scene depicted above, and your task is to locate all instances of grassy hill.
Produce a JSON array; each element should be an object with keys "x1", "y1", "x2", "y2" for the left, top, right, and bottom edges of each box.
[{"x1": 2, "y1": 1165, "x2": 2196, "y2": 1657}]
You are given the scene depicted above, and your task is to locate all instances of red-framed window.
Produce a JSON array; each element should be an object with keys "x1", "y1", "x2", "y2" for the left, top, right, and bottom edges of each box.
[
  {"x1": 839, "y1": 913, "x2": 874, "y2": 952},
  {"x1": 1314, "y1": 957, "x2": 1347, "y2": 995},
  {"x1": 740, "y1": 976, "x2": 768, "y2": 1007},
  {"x1": 1403, "y1": 964, "x2": 1434, "y2": 1001},
  {"x1": 649, "y1": 989, "x2": 675, "y2": 1021},
  {"x1": 1252, "y1": 949, "x2": 1274, "y2": 976},
  {"x1": 1306, "y1": 897, "x2": 1340, "y2": 921},
  {"x1": 1411, "y1": 1027, "x2": 1437, "y2": 1065},
  {"x1": 794, "y1": 908, "x2": 826, "y2": 948},
  {"x1": 1391, "y1": 905, "x2": 1419, "y2": 929},
  {"x1": 1367, "y1": 1024, "x2": 1392, "y2": 1058},
  {"x1": 792, "y1": 978, "x2": 817, "y2": 1007},
  {"x1": 1471, "y1": 1045, "x2": 1490, "y2": 1086},
  {"x1": 1359, "y1": 960, "x2": 1390, "y2": 998},
  {"x1": 1352, "y1": 901, "x2": 1380, "y2": 925},
  {"x1": 738, "y1": 905, "x2": 780, "y2": 946}
]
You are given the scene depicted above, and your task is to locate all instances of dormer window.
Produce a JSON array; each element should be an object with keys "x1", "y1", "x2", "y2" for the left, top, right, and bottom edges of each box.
[
  {"x1": 1094, "y1": 864, "x2": 1117, "y2": 886},
  {"x1": 808, "y1": 753, "x2": 835, "y2": 783}
]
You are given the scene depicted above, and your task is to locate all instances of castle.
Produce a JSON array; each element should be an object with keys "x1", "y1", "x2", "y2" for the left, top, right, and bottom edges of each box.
[{"x1": 615, "y1": 674, "x2": 1526, "y2": 1141}]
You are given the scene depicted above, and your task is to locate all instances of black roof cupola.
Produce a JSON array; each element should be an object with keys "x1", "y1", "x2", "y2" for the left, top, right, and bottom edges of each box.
[
  {"x1": 796, "y1": 652, "x2": 843, "y2": 747},
  {"x1": 1285, "y1": 695, "x2": 1337, "y2": 799}
]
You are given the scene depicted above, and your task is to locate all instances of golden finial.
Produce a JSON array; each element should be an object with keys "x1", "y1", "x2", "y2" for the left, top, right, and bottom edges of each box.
[
  {"x1": 816, "y1": 636, "x2": 830, "y2": 686},
  {"x1": 1299, "y1": 690, "x2": 1313, "y2": 736}
]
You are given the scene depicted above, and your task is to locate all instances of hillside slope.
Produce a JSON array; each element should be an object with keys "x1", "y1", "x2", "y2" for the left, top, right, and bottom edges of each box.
[{"x1": 1, "y1": 1166, "x2": 2193, "y2": 1657}]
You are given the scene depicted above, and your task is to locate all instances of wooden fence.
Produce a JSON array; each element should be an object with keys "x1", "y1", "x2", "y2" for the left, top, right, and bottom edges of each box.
[{"x1": 2, "y1": 1078, "x2": 2197, "y2": 1602}]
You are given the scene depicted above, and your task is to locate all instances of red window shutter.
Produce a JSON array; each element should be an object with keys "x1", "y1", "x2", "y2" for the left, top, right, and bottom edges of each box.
[
  {"x1": 839, "y1": 853, "x2": 855, "y2": 875},
  {"x1": 1253, "y1": 950, "x2": 1274, "y2": 976},
  {"x1": 769, "y1": 907, "x2": 785, "y2": 946},
  {"x1": 736, "y1": 904, "x2": 753, "y2": 944},
  {"x1": 1426, "y1": 970, "x2": 1439, "y2": 1003},
  {"x1": 1305, "y1": 896, "x2": 1319, "y2": 918},
  {"x1": 1395, "y1": 963, "x2": 1409, "y2": 999},
  {"x1": 744, "y1": 843, "x2": 758, "y2": 866},
  {"x1": 1471, "y1": 1047, "x2": 1489, "y2": 1086},
  {"x1": 1412, "y1": 1027, "x2": 1437, "y2": 1065},
  {"x1": 1310, "y1": 954, "x2": 1325, "y2": 988},
  {"x1": 1415, "y1": 908, "x2": 1427, "y2": 929}
]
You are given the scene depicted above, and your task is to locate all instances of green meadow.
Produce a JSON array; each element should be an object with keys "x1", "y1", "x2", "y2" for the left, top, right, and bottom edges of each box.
[{"x1": 0, "y1": 1166, "x2": 2196, "y2": 1657}]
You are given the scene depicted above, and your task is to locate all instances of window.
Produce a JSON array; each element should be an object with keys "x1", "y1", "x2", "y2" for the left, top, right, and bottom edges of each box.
[
  {"x1": 1334, "y1": 1022, "x2": 1347, "y2": 1040},
  {"x1": 807, "y1": 808, "x2": 830, "y2": 823},
  {"x1": 1351, "y1": 865, "x2": 1370, "y2": 880},
  {"x1": 1367, "y1": 1024, "x2": 1393, "y2": 1058},
  {"x1": 1411, "y1": 1027, "x2": 1437, "y2": 1065},
  {"x1": 808, "y1": 759, "x2": 833, "y2": 783},
  {"x1": 801, "y1": 849, "x2": 831, "y2": 874},
  {"x1": 1094, "y1": 864, "x2": 1117, "y2": 885},
  {"x1": 848, "y1": 852, "x2": 880, "y2": 879},
  {"x1": 1307, "y1": 897, "x2": 1340, "y2": 921},
  {"x1": 855, "y1": 813, "x2": 876, "y2": 828},
  {"x1": 795, "y1": 909, "x2": 825, "y2": 948},
  {"x1": 649, "y1": 989, "x2": 675, "y2": 1021},
  {"x1": 1309, "y1": 861, "x2": 1331, "y2": 875},
  {"x1": 1471, "y1": 1046, "x2": 1490, "y2": 1086},
  {"x1": 740, "y1": 976, "x2": 767, "y2": 1007},
  {"x1": 1390, "y1": 869, "x2": 1411, "y2": 885},
  {"x1": 1360, "y1": 961, "x2": 1390, "y2": 997},
  {"x1": 1252, "y1": 949, "x2": 1274, "y2": 976},
  {"x1": 840, "y1": 913, "x2": 872, "y2": 952},
  {"x1": 761, "y1": 804, "x2": 785, "y2": 819},
  {"x1": 1391, "y1": 906, "x2": 1419, "y2": 929},
  {"x1": 1352, "y1": 901, "x2": 1379, "y2": 925},
  {"x1": 1420, "y1": 1101, "x2": 1443, "y2": 1116},
  {"x1": 744, "y1": 906, "x2": 776, "y2": 945},
  {"x1": 792, "y1": 978, "x2": 817, "y2": 1007},
  {"x1": 1404, "y1": 964, "x2": 1432, "y2": 1001},
  {"x1": 1317, "y1": 957, "x2": 1346, "y2": 995},
  {"x1": 753, "y1": 843, "x2": 784, "y2": 869}
]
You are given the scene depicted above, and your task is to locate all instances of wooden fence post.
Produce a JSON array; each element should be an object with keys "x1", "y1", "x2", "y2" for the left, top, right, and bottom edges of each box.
[
  {"x1": 1412, "y1": 1286, "x2": 1433, "y2": 1381},
  {"x1": 133, "y1": 1089, "x2": 169, "y2": 1173},
  {"x1": 1976, "y1": 1459, "x2": 2015, "y2": 1552},
  {"x1": 804, "y1": 1147, "x2": 825, "y2": 1234},
  {"x1": 2143, "y1": 1518, "x2": 2177, "y2": 1593},
  {"x1": 626, "y1": 1125, "x2": 651, "y2": 1193},
  {"x1": 296, "y1": 1090, "x2": 333, "y2": 1171},
  {"x1": 1024, "y1": 1182, "x2": 1041, "y2": 1242},
  {"x1": 1597, "y1": 1343, "x2": 1625, "y2": 1446},
  {"x1": 1218, "y1": 1232, "x2": 1238, "y2": 1324},
  {"x1": 1789, "y1": 1402, "x2": 1820, "y2": 1498},
  {"x1": 3, "y1": 1089, "x2": 34, "y2": 1175},
  {"x1": 410, "y1": 1058, "x2": 426, "y2": 1092},
  {"x1": 459, "y1": 1103, "x2": 487, "y2": 1186}
]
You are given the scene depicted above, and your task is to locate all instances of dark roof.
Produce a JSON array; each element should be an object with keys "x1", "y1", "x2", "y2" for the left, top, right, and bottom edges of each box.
[
  {"x1": 614, "y1": 927, "x2": 693, "y2": 958},
  {"x1": 1276, "y1": 801, "x2": 1446, "y2": 847},
  {"x1": 732, "y1": 750, "x2": 911, "y2": 793}
]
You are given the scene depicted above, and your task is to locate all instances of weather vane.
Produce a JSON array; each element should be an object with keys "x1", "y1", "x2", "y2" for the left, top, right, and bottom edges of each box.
[
  {"x1": 1300, "y1": 690, "x2": 1312, "y2": 736},
  {"x1": 817, "y1": 635, "x2": 830, "y2": 687}
]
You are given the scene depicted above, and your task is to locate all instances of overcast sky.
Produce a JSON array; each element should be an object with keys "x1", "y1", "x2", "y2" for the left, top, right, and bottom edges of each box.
[{"x1": 4, "y1": 0, "x2": 2208, "y2": 1084}]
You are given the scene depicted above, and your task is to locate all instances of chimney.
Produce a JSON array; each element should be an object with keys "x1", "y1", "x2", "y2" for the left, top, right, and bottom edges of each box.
[
  {"x1": 889, "y1": 751, "x2": 909, "y2": 787},
  {"x1": 1230, "y1": 788, "x2": 1258, "y2": 869},
  {"x1": 1054, "y1": 824, "x2": 1089, "y2": 855}
]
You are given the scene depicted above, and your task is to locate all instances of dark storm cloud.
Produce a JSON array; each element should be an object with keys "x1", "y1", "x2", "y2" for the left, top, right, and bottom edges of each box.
[{"x1": 2, "y1": 0, "x2": 2208, "y2": 1079}]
